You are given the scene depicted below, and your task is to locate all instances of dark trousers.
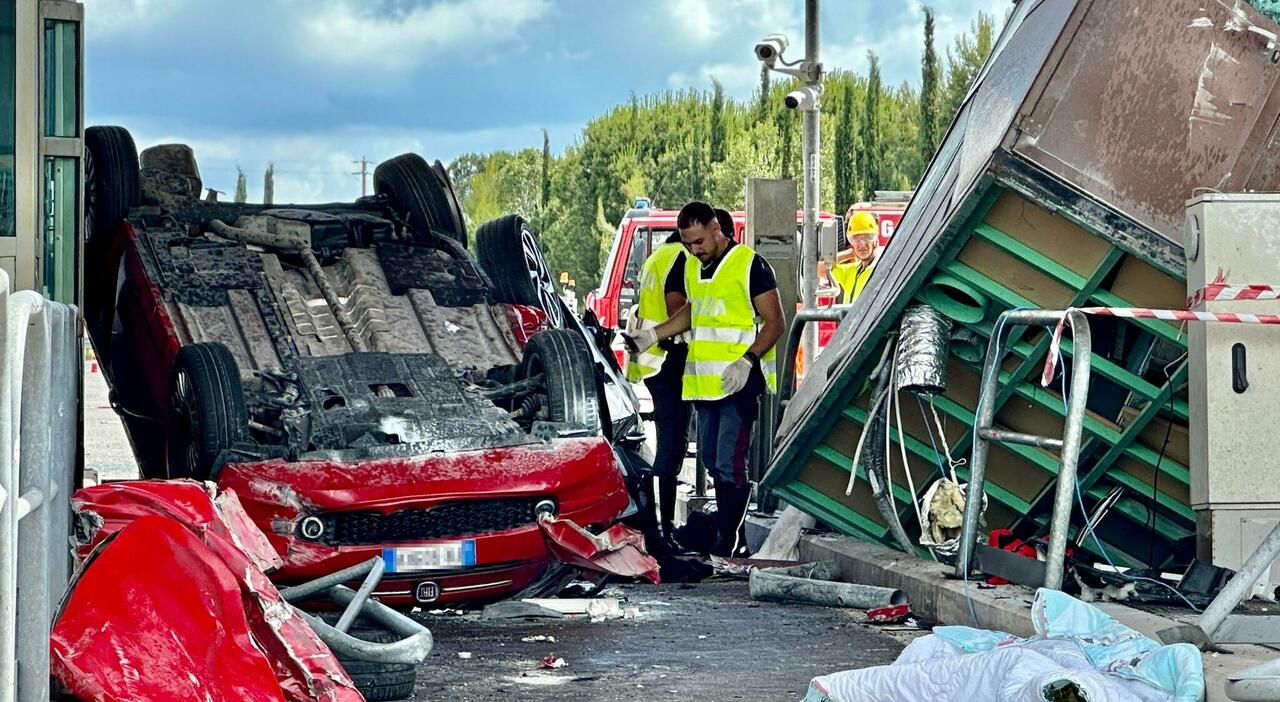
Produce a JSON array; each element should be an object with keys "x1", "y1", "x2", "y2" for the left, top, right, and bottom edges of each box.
[
  {"x1": 694, "y1": 391, "x2": 760, "y2": 490},
  {"x1": 643, "y1": 346, "x2": 690, "y2": 480}
]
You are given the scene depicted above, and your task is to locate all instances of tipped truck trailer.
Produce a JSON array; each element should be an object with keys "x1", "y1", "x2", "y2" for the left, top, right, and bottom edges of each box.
[{"x1": 764, "y1": 0, "x2": 1280, "y2": 569}]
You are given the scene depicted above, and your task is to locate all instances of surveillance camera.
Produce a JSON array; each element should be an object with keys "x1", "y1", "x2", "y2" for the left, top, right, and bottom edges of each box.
[
  {"x1": 784, "y1": 85, "x2": 822, "y2": 111},
  {"x1": 754, "y1": 33, "x2": 789, "y2": 65}
]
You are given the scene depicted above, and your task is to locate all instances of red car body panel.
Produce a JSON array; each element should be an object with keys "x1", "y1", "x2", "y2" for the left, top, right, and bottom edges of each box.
[
  {"x1": 217, "y1": 436, "x2": 633, "y2": 606},
  {"x1": 59, "y1": 488, "x2": 362, "y2": 702}
]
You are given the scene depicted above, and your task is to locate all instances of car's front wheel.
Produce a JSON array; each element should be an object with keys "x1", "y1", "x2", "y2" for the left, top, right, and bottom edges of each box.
[
  {"x1": 520, "y1": 329, "x2": 601, "y2": 435},
  {"x1": 166, "y1": 342, "x2": 248, "y2": 480}
]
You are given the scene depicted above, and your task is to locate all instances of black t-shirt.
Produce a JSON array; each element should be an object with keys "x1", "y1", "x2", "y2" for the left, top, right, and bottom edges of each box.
[{"x1": 663, "y1": 243, "x2": 778, "y2": 306}]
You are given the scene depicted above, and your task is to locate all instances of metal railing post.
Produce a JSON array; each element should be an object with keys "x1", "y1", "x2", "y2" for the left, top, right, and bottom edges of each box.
[
  {"x1": 955, "y1": 309, "x2": 1092, "y2": 591},
  {"x1": 0, "y1": 278, "x2": 79, "y2": 702}
]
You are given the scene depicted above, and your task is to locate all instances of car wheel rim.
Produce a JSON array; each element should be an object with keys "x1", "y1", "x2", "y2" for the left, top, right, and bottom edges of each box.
[
  {"x1": 170, "y1": 369, "x2": 199, "y2": 474},
  {"x1": 83, "y1": 147, "x2": 96, "y2": 243},
  {"x1": 520, "y1": 225, "x2": 563, "y2": 328}
]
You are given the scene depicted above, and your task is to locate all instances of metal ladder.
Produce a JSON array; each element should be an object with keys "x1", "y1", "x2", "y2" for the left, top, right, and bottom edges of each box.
[{"x1": 955, "y1": 309, "x2": 1094, "y2": 591}]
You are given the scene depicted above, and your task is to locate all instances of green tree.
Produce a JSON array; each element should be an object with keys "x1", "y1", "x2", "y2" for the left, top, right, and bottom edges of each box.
[
  {"x1": 858, "y1": 52, "x2": 882, "y2": 200},
  {"x1": 920, "y1": 7, "x2": 941, "y2": 163},
  {"x1": 833, "y1": 82, "x2": 856, "y2": 215},
  {"x1": 262, "y1": 162, "x2": 274, "y2": 205},
  {"x1": 941, "y1": 12, "x2": 996, "y2": 121},
  {"x1": 540, "y1": 129, "x2": 551, "y2": 209},
  {"x1": 709, "y1": 78, "x2": 727, "y2": 165},
  {"x1": 234, "y1": 166, "x2": 247, "y2": 204}
]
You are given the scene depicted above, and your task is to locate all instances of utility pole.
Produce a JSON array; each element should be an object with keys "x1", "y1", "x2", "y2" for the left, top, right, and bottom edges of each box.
[
  {"x1": 352, "y1": 157, "x2": 370, "y2": 197},
  {"x1": 756, "y1": 0, "x2": 824, "y2": 367},
  {"x1": 799, "y1": 0, "x2": 822, "y2": 367}
]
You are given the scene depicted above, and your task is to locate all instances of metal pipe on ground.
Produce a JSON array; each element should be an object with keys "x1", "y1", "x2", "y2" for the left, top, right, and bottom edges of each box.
[
  {"x1": 749, "y1": 561, "x2": 907, "y2": 609},
  {"x1": 1160, "y1": 520, "x2": 1280, "y2": 650},
  {"x1": 278, "y1": 558, "x2": 379, "y2": 603}
]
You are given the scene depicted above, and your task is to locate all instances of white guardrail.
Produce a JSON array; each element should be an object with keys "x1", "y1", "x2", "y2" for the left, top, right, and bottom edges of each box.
[{"x1": 0, "y1": 269, "x2": 79, "y2": 702}]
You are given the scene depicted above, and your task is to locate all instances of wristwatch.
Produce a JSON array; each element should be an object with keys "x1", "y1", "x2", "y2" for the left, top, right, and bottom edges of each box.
[{"x1": 743, "y1": 350, "x2": 759, "y2": 365}]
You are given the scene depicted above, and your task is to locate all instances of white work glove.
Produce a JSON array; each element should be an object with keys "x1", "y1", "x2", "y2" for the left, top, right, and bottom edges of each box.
[
  {"x1": 721, "y1": 356, "x2": 753, "y2": 396},
  {"x1": 622, "y1": 328, "x2": 658, "y2": 355}
]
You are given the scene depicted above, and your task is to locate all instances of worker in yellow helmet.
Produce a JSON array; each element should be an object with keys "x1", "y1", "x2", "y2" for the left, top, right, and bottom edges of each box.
[{"x1": 831, "y1": 210, "x2": 880, "y2": 304}]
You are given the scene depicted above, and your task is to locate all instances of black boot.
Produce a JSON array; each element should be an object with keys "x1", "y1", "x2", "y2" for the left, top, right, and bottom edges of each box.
[
  {"x1": 712, "y1": 481, "x2": 750, "y2": 557},
  {"x1": 658, "y1": 475, "x2": 678, "y2": 539}
]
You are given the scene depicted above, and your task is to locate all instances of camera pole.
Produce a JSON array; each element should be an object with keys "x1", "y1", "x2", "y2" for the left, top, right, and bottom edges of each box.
[{"x1": 798, "y1": 0, "x2": 823, "y2": 367}]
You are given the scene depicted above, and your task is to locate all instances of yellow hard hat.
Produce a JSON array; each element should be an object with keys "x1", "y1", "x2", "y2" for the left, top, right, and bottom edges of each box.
[{"x1": 846, "y1": 210, "x2": 879, "y2": 237}]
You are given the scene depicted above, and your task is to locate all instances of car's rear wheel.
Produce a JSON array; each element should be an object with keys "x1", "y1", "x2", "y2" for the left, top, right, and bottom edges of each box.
[
  {"x1": 83, "y1": 126, "x2": 140, "y2": 343},
  {"x1": 167, "y1": 342, "x2": 248, "y2": 480},
  {"x1": 84, "y1": 126, "x2": 140, "y2": 248},
  {"x1": 521, "y1": 329, "x2": 601, "y2": 434},
  {"x1": 334, "y1": 628, "x2": 416, "y2": 701},
  {"x1": 374, "y1": 153, "x2": 466, "y2": 247},
  {"x1": 476, "y1": 214, "x2": 565, "y2": 328}
]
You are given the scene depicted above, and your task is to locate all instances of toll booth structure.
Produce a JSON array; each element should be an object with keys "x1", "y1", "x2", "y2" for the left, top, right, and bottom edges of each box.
[
  {"x1": 1, "y1": 0, "x2": 85, "y2": 306},
  {"x1": 764, "y1": 0, "x2": 1280, "y2": 572}
]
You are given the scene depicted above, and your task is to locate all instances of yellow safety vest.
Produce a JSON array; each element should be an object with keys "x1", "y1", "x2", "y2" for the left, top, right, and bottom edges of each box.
[
  {"x1": 831, "y1": 259, "x2": 875, "y2": 304},
  {"x1": 683, "y1": 245, "x2": 778, "y2": 401},
  {"x1": 625, "y1": 242, "x2": 687, "y2": 382}
]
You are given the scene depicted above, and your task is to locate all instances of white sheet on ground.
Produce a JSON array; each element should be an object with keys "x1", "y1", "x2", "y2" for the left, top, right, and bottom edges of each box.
[{"x1": 805, "y1": 588, "x2": 1203, "y2": 702}]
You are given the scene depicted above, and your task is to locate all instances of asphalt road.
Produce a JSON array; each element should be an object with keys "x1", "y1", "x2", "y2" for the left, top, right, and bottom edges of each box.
[
  {"x1": 407, "y1": 579, "x2": 915, "y2": 701},
  {"x1": 82, "y1": 353, "x2": 141, "y2": 482}
]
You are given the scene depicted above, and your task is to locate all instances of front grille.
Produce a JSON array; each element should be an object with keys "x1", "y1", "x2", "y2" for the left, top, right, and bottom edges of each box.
[{"x1": 307, "y1": 499, "x2": 541, "y2": 546}]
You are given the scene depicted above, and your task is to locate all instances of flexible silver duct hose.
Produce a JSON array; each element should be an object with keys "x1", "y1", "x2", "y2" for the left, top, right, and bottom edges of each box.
[{"x1": 894, "y1": 304, "x2": 952, "y2": 396}]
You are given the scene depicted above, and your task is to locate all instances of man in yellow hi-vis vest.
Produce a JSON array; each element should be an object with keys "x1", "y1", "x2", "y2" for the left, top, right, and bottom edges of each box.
[
  {"x1": 623, "y1": 201, "x2": 783, "y2": 557},
  {"x1": 830, "y1": 210, "x2": 880, "y2": 304},
  {"x1": 624, "y1": 230, "x2": 689, "y2": 551}
]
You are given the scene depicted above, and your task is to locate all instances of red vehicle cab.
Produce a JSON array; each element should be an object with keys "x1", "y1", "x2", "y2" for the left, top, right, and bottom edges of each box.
[
  {"x1": 587, "y1": 201, "x2": 837, "y2": 368},
  {"x1": 80, "y1": 127, "x2": 648, "y2": 607}
]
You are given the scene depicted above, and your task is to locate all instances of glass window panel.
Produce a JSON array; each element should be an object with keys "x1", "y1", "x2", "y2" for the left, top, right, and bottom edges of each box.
[
  {"x1": 43, "y1": 156, "x2": 77, "y2": 303},
  {"x1": 43, "y1": 20, "x2": 78, "y2": 138},
  {"x1": 1, "y1": 0, "x2": 16, "y2": 237}
]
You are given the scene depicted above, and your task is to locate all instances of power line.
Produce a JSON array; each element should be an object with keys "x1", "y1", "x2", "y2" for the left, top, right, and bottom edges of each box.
[{"x1": 351, "y1": 156, "x2": 371, "y2": 197}]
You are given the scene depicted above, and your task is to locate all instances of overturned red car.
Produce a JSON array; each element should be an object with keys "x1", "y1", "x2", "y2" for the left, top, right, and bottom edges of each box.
[{"x1": 81, "y1": 126, "x2": 654, "y2": 606}]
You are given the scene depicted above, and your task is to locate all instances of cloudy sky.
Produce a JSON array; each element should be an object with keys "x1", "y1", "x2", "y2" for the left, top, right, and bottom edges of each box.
[{"x1": 85, "y1": 0, "x2": 1010, "y2": 203}]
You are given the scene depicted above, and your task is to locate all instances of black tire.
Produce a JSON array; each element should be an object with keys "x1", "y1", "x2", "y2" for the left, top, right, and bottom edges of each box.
[
  {"x1": 475, "y1": 214, "x2": 565, "y2": 328},
  {"x1": 430, "y1": 160, "x2": 468, "y2": 243},
  {"x1": 374, "y1": 153, "x2": 465, "y2": 247},
  {"x1": 84, "y1": 126, "x2": 140, "y2": 249},
  {"x1": 334, "y1": 628, "x2": 416, "y2": 702},
  {"x1": 167, "y1": 342, "x2": 248, "y2": 480},
  {"x1": 521, "y1": 329, "x2": 601, "y2": 434}
]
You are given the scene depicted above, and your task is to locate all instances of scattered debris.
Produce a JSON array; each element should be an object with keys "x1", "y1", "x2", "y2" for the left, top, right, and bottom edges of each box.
[
  {"x1": 482, "y1": 597, "x2": 626, "y2": 622},
  {"x1": 457, "y1": 652, "x2": 472, "y2": 660},
  {"x1": 539, "y1": 653, "x2": 568, "y2": 669},
  {"x1": 749, "y1": 562, "x2": 907, "y2": 610},
  {"x1": 865, "y1": 604, "x2": 912, "y2": 625},
  {"x1": 539, "y1": 518, "x2": 661, "y2": 584},
  {"x1": 522, "y1": 635, "x2": 557, "y2": 643},
  {"x1": 755, "y1": 505, "x2": 816, "y2": 561},
  {"x1": 806, "y1": 590, "x2": 1203, "y2": 702}
]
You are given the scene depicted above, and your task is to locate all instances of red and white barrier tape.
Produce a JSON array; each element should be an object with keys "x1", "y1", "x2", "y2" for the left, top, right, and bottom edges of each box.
[
  {"x1": 1186, "y1": 283, "x2": 1280, "y2": 308},
  {"x1": 1040, "y1": 304, "x2": 1280, "y2": 387}
]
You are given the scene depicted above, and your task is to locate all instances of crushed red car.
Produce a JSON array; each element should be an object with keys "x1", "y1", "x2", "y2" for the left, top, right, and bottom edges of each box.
[{"x1": 80, "y1": 126, "x2": 656, "y2": 607}]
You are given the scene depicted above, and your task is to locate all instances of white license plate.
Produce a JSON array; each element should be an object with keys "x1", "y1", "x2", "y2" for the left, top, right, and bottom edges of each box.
[{"x1": 383, "y1": 541, "x2": 476, "y2": 573}]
